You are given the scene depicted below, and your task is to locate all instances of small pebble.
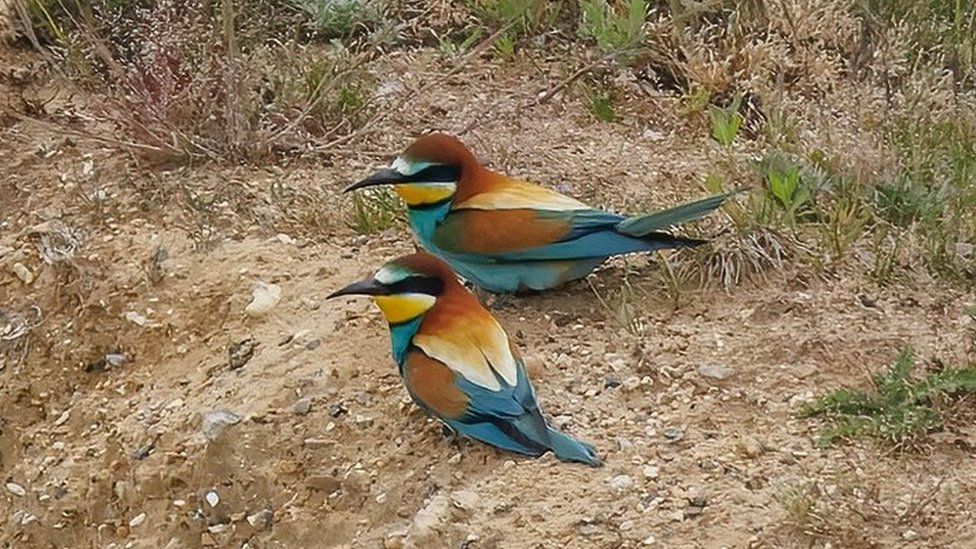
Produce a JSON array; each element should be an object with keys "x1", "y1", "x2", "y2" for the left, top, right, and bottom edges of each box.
[
  {"x1": 205, "y1": 490, "x2": 220, "y2": 507},
  {"x1": 245, "y1": 282, "x2": 281, "y2": 316},
  {"x1": 623, "y1": 376, "x2": 641, "y2": 391},
  {"x1": 292, "y1": 397, "x2": 312, "y2": 415},
  {"x1": 663, "y1": 428, "x2": 684, "y2": 441},
  {"x1": 246, "y1": 509, "x2": 273, "y2": 531},
  {"x1": 6, "y1": 482, "x2": 26, "y2": 497},
  {"x1": 697, "y1": 363, "x2": 732, "y2": 380},
  {"x1": 129, "y1": 513, "x2": 146, "y2": 528},
  {"x1": 608, "y1": 474, "x2": 634, "y2": 492},
  {"x1": 12, "y1": 263, "x2": 33, "y2": 285},
  {"x1": 201, "y1": 410, "x2": 241, "y2": 442}
]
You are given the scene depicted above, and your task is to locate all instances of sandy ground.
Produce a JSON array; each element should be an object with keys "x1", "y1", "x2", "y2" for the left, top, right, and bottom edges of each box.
[{"x1": 2, "y1": 41, "x2": 975, "y2": 549}]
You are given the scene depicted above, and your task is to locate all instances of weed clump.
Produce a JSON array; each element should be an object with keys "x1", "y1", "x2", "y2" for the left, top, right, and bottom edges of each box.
[{"x1": 801, "y1": 349, "x2": 976, "y2": 449}]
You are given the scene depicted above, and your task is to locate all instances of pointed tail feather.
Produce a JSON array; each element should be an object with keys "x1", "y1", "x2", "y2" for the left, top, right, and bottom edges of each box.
[
  {"x1": 639, "y1": 231, "x2": 709, "y2": 249},
  {"x1": 616, "y1": 190, "x2": 740, "y2": 237},
  {"x1": 546, "y1": 427, "x2": 603, "y2": 467}
]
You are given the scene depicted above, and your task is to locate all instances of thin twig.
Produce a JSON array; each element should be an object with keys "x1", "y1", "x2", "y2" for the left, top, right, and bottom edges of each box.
[
  {"x1": 312, "y1": 21, "x2": 515, "y2": 153},
  {"x1": 531, "y1": 55, "x2": 613, "y2": 106},
  {"x1": 6, "y1": 110, "x2": 169, "y2": 153}
]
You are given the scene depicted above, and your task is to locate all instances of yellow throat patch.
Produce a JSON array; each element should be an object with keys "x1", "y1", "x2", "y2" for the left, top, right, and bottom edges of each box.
[
  {"x1": 394, "y1": 183, "x2": 456, "y2": 206},
  {"x1": 374, "y1": 293, "x2": 436, "y2": 324}
]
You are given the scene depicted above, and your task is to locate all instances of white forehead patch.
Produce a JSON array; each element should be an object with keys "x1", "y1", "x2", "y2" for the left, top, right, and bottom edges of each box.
[
  {"x1": 375, "y1": 264, "x2": 408, "y2": 284},
  {"x1": 391, "y1": 157, "x2": 435, "y2": 177}
]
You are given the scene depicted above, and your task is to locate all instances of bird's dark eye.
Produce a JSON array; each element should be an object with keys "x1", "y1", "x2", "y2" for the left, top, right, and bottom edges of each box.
[
  {"x1": 405, "y1": 165, "x2": 461, "y2": 183},
  {"x1": 390, "y1": 275, "x2": 444, "y2": 296}
]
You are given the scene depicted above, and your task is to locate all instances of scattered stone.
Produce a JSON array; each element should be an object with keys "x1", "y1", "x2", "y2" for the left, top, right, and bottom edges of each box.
[
  {"x1": 201, "y1": 410, "x2": 241, "y2": 442},
  {"x1": 228, "y1": 338, "x2": 257, "y2": 370},
  {"x1": 956, "y1": 242, "x2": 973, "y2": 259},
  {"x1": 12, "y1": 263, "x2": 33, "y2": 285},
  {"x1": 697, "y1": 363, "x2": 732, "y2": 380},
  {"x1": 792, "y1": 363, "x2": 818, "y2": 379},
  {"x1": 642, "y1": 465, "x2": 660, "y2": 479},
  {"x1": 355, "y1": 414, "x2": 374, "y2": 427},
  {"x1": 384, "y1": 533, "x2": 406, "y2": 549},
  {"x1": 411, "y1": 494, "x2": 451, "y2": 538},
  {"x1": 604, "y1": 376, "x2": 622, "y2": 389},
  {"x1": 124, "y1": 311, "x2": 148, "y2": 326},
  {"x1": 304, "y1": 438, "x2": 333, "y2": 449},
  {"x1": 608, "y1": 474, "x2": 634, "y2": 492},
  {"x1": 737, "y1": 436, "x2": 763, "y2": 458},
  {"x1": 642, "y1": 534, "x2": 657, "y2": 545},
  {"x1": 292, "y1": 397, "x2": 312, "y2": 415},
  {"x1": 578, "y1": 521, "x2": 601, "y2": 536},
  {"x1": 902, "y1": 529, "x2": 918, "y2": 541},
  {"x1": 132, "y1": 440, "x2": 156, "y2": 460},
  {"x1": 129, "y1": 513, "x2": 146, "y2": 528},
  {"x1": 329, "y1": 404, "x2": 348, "y2": 418},
  {"x1": 642, "y1": 128, "x2": 664, "y2": 141},
  {"x1": 623, "y1": 376, "x2": 641, "y2": 391},
  {"x1": 246, "y1": 509, "x2": 273, "y2": 531},
  {"x1": 450, "y1": 490, "x2": 479, "y2": 511},
  {"x1": 663, "y1": 428, "x2": 684, "y2": 441},
  {"x1": 105, "y1": 353, "x2": 127, "y2": 368},
  {"x1": 53, "y1": 410, "x2": 70, "y2": 426},
  {"x1": 205, "y1": 490, "x2": 220, "y2": 508},
  {"x1": 305, "y1": 339, "x2": 321, "y2": 351},
  {"x1": 6, "y1": 482, "x2": 26, "y2": 496},
  {"x1": 688, "y1": 495, "x2": 708, "y2": 508},
  {"x1": 307, "y1": 475, "x2": 341, "y2": 493},
  {"x1": 245, "y1": 282, "x2": 281, "y2": 316},
  {"x1": 207, "y1": 524, "x2": 228, "y2": 534},
  {"x1": 684, "y1": 506, "x2": 704, "y2": 518}
]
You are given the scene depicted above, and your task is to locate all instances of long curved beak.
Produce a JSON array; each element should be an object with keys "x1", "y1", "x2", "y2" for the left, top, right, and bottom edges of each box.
[
  {"x1": 343, "y1": 168, "x2": 406, "y2": 193},
  {"x1": 327, "y1": 278, "x2": 391, "y2": 299}
]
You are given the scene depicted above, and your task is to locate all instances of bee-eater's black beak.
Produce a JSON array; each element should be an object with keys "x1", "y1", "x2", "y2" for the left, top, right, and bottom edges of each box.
[
  {"x1": 343, "y1": 169, "x2": 406, "y2": 193},
  {"x1": 327, "y1": 278, "x2": 391, "y2": 299}
]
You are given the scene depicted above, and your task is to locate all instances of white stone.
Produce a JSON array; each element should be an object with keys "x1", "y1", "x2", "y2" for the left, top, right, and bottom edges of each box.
[
  {"x1": 205, "y1": 490, "x2": 220, "y2": 507},
  {"x1": 245, "y1": 282, "x2": 281, "y2": 316},
  {"x1": 129, "y1": 513, "x2": 146, "y2": 527},
  {"x1": 608, "y1": 475, "x2": 634, "y2": 492},
  {"x1": 6, "y1": 482, "x2": 26, "y2": 496}
]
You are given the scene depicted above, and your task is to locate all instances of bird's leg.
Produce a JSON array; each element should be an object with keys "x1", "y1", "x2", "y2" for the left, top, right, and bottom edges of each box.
[{"x1": 440, "y1": 423, "x2": 466, "y2": 452}]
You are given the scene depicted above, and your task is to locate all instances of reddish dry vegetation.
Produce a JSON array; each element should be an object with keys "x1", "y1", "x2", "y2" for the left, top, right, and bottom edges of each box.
[{"x1": 2, "y1": 1, "x2": 975, "y2": 548}]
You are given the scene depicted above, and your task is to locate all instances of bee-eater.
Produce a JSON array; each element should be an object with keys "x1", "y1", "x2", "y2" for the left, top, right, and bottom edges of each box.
[
  {"x1": 345, "y1": 133, "x2": 735, "y2": 294},
  {"x1": 328, "y1": 252, "x2": 602, "y2": 467}
]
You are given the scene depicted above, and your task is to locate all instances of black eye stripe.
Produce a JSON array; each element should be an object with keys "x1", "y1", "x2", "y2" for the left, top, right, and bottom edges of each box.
[
  {"x1": 389, "y1": 275, "x2": 444, "y2": 296},
  {"x1": 404, "y1": 164, "x2": 461, "y2": 183}
]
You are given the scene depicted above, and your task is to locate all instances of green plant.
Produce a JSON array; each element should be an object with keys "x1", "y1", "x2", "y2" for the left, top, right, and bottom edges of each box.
[
  {"x1": 579, "y1": 0, "x2": 647, "y2": 61},
  {"x1": 874, "y1": 180, "x2": 946, "y2": 228},
  {"x1": 468, "y1": 0, "x2": 563, "y2": 57},
  {"x1": 708, "y1": 95, "x2": 744, "y2": 147},
  {"x1": 586, "y1": 86, "x2": 616, "y2": 122},
  {"x1": 884, "y1": 110, "x2": 976, "y2": 282},
  {"x1": 801, "y1": 349, "x2": 976, "y2": 448},
  {"x1": 292, "y1": 0, "x2": 382, "y2": 39},
  {"x1": 346, "y1": 188, "x2": 402, "y2": 234},
  {"x1": 818, "y1": 179, "x2": 869, "y2": 261}
]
